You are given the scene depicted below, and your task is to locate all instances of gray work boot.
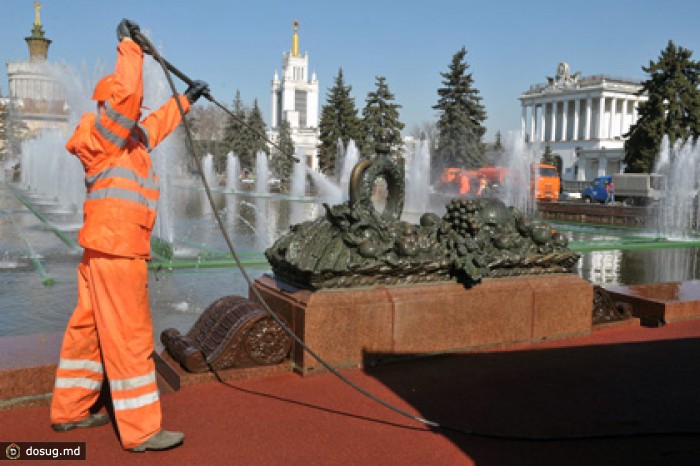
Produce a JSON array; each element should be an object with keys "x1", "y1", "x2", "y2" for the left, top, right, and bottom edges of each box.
[
  {"x1": 51, "y1": 413, "x2": 110, "y2": 432},
  {"x1": 129, "y1": 430, "x2": 184, "y2": 452}
]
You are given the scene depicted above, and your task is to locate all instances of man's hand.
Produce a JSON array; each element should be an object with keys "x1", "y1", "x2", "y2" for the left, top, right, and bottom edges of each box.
[
  {"x1": 116, "y1": 19, "x2": 140, "y2": 42},
  {"x1": 184, "y1": 80, "x2": 210, "y2": 104}
]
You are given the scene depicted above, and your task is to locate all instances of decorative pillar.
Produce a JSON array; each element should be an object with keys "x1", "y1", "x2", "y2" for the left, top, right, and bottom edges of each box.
[
  {"x1": 585, "y1": 98, "x2": 592, "y2": 140},
  {"x1": 598, "y1": 96, "x2": 606, "y2": 139},
  {"x1": 549, "y1": 102, "x2": 556, "y2": 142},
  {"x1": 538, "y1": 103, "x2": 545, "y2": 142},
  {"x1": 530, "y1": 104, "x2": 536, "y2": 142},
  {"x1": 609, "y1": 97, "x2": 617, "y2": 138},
  {"x1": 620, "y1": 99, "x2": 628, "y2": 135},
  {"x1": 562, "y1": 100, "x2": 569, "y2": 141},
  {"x1": 573, "y1": 98, "x2": 580, "y2": 140},
  {"x1": 521, "y1": 104, "x2": 527, "y2": 136}
]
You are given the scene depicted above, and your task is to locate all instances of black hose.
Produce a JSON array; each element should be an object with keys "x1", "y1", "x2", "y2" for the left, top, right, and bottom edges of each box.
[
  {"x1": 132, "y1": 30, "x2": 700, "y2": 442},
  {"x1": 133, "y1": 30, "x2": 438, "y2": 429}
]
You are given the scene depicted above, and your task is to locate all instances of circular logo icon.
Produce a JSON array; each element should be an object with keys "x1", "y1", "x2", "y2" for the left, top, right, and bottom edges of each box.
[{"x1": 6, "y1": 443, "x2": 20, "y2": 460}]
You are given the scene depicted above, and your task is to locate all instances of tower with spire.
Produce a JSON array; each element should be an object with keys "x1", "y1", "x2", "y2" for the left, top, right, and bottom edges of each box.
[
  {"x1": 25, "y1": 1, "x2": 52, "y2": 62},
  {"x1": 270, "y1": 20, "x2": 319, "y2": 169},
  {"x1": 5, "y1": 1, "x2": 68, "y2": 137}
]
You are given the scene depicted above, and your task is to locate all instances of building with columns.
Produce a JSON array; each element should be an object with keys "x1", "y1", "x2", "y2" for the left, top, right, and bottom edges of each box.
[
  {"x1": 519, "y1": 62, "x2": 647, "y2": 181},
  {"x1": 270, "y1": 21, "x2": 320, "y2": 170},
  {"x1": 5, "y1": 1, "x2": 68, "y2": 138}
]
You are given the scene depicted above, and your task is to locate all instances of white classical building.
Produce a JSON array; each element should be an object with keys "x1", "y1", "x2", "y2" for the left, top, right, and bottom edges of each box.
[
  {"x1": 5, "y1": 2, "x2": 68, "y2": 137},
  {"x1": 270, "y1": 21, "x2": 320, "y2": 170},
  {"x1": 519, "y1": 62, "x2": 647, "y2": 181}
]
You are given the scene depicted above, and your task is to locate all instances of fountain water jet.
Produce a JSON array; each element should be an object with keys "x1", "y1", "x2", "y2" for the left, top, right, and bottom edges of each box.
[
  {"x1": 497, "y1": 130, "x2": 541, "y2": 216},
  {"x1": 255, "y1": 151, "x2": 270, "y2": 195},
  {"x1": 339, "y1": 140, "x2": 360, "y2": 197},
  {"x1": 307, "y1": 169, "x2": 343, "y2": 205},
  {"x1": 19, "y1": 130, "x2": 84, "y2": 214},
  {"x1": 225, "y1": 152, "x2": 241, "y2": 192},
  {"x1": 289, "y1": 148, "x2": 307, "y2": 199},
  {"x1": 653, "y1": 135, "x2": 699, "y2": 238},
  {"x1": 202, "y1": 154, "x2": 217, "y2": 187},
  {"x1": 404, "y1": 139, "x2": 432, "y2": 214}
]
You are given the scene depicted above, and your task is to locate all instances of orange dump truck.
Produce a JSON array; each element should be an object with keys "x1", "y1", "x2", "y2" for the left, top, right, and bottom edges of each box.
[{"x1": 530, "y1": 164, "x2": 560, "y2": 200}]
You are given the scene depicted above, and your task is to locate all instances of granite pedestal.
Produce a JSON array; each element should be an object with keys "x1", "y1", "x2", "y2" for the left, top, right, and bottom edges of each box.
[
  {"x1": 606, "y1": 280, "x2": 700, "y2": 327},
  {"x1": 251, "y1": 274, "x2": 594, "y2": 375}
]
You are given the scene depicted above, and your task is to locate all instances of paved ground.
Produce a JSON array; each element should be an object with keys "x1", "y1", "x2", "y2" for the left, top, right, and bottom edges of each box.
[{"x1": 2, "y1": 320, "x2": 700, "y2": 465}]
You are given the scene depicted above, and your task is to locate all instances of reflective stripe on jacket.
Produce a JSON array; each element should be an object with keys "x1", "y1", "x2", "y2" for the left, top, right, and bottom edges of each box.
[{"x1": 65, "y1": 41, "x2": 190, "y2": 258}]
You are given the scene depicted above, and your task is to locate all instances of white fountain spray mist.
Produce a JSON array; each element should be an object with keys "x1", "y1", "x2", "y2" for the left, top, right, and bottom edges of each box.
[
  {"x1": 497, "y1": 131, "x2": 541, "y2": 216},
  {"x1": 255, "y1": 151, "x2": 270, "y2": 195},
  {"x1": 142, "y1": 56, "x2": 193, "y2": 245},
  {"x1": 289, "y1": 148, "x2": 307, "y2": 199},
  {"x1": 405, "y1": 139, "x2": 432, "y2": 215},
  {"x1": 653, "y1": 135, "x2": 699, "y2": 238},
  {"x1": 226, "y1": 152, "x2": 241, "y2": 192},
  {"x1": 339, "y1": 140, "x2": 360, "y2": 199},
  {"x1": 17, "y1": 61, "x2": 109, "y2": 213}
]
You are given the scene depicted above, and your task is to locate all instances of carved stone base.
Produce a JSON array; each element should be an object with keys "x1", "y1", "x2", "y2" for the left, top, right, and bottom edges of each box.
[{"x1": 161, "y1": 295, "x2": 292, "y2": 373}]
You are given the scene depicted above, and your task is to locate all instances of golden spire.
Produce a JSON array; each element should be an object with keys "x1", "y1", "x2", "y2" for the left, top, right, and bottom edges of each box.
[
  {"x1": 34, "y1": 1, "x2": 41, "y2": 26},
  {"x1": 291, "y1": 20, "x2": 299, "y2": 57}
]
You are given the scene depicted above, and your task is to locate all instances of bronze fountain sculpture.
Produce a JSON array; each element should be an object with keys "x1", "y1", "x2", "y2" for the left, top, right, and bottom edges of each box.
[
  {"x1": 161, "y1": 137, "x2": 581, "y2": 373},
  {"x1": 266, "y1": 138, "x2": 580, "y2": 289}
]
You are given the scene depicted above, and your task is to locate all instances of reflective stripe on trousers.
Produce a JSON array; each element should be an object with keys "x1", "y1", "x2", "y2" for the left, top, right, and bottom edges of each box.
[
  {"x1": 109, "y1": 371, "x2": 159, "y2": 411},
  {"x1": 54, "y1": 358, "x2": 104, "y2": 391}
]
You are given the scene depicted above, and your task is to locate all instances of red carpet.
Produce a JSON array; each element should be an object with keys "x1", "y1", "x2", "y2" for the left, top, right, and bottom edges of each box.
[{"x1": 2, "y1": 320, "x2": 700, "y2": 465}]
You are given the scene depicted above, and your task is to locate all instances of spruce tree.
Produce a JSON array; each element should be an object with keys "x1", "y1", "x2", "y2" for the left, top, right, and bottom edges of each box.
[
  {"x1": 541, "y1": 144, "x2": 556, "y2": 165},
  {"x1": 494, "y1": 130, "x2": 504, "y2": 153},
  {"x1": 247, "y1": 99, "x2": 269, "y2": 158},
  {"x1": 433, "y1": 47, "x2": 487, "y2": 171},
  {"x1": 223, "y1": 91, "x2": 250, "y2": 168},
  {"x1": 624, "y1": 40, "x2": 700, "y2": 173},
  {"x1": 318, "y1": 68, "x2": 362, "y2": 175},
  {"x1": 271, "y1": 119, "x2": 295, "y2": 183},
  {"x1": 361, "y1": 76, "x2": 405, "y2": 157}
]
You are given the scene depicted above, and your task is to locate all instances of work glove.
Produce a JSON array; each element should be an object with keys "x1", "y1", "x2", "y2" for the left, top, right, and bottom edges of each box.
[
  {"x1": 116, "y1": 19, "x2": 140, "y2": 42},
  {"x1": 184, "y1": 80, "x2": 210, "y2": 104}
]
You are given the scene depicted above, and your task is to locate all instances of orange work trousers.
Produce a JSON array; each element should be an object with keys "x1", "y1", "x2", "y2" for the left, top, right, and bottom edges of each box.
[{"x1": 51, "y1": 249, "x2": 161, "y2": 449}]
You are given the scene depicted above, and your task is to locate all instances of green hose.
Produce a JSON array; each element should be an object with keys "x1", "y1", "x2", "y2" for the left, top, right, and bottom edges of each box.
[
  {"x1": 5, "y1": 213, "x2": 55, "y2": 286},
  {"x1": 7, "y1": 184, "x2": 80, "y2": 251},
  {"x1": 147, "y1": 257, "x2": 268, "y2": 270},
  {"x1": 569, "y1": 238, "x2": 700, "y2": 252}
]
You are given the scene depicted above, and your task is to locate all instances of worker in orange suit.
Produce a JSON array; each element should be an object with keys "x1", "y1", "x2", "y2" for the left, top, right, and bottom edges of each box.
[
  {"x1": 477, "y1": 175, "x2": 489, "y2": 197},
  {"x1": 459, "y1": 172, "x2": 470, "y2": 195},
  {"x1": 50, "y1": 19, "x2": 209, "y2": 452}
]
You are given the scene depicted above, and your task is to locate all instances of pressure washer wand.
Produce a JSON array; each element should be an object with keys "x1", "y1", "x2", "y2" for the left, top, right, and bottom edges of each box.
[{"x1": 131, "y1": 31, "x2": 300, "y2": 163}]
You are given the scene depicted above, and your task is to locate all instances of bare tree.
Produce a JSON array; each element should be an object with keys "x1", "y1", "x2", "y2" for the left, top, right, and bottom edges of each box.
[
  {"x1": 187, "y1": 103, "x2": 228, "y2": 172},
  {"x1": 410, "y1": 121, "x2": 438, "y2": 143}
]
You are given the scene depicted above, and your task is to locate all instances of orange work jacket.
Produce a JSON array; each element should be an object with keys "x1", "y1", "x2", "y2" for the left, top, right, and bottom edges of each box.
[{"x1": 66, "y1": 40, "x2": 190, "y2": 258}]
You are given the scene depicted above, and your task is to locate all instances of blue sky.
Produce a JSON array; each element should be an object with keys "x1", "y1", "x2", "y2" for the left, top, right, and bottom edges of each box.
[{"x1": 1, "y1": 0, "x2": 699, "y2": 141}]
